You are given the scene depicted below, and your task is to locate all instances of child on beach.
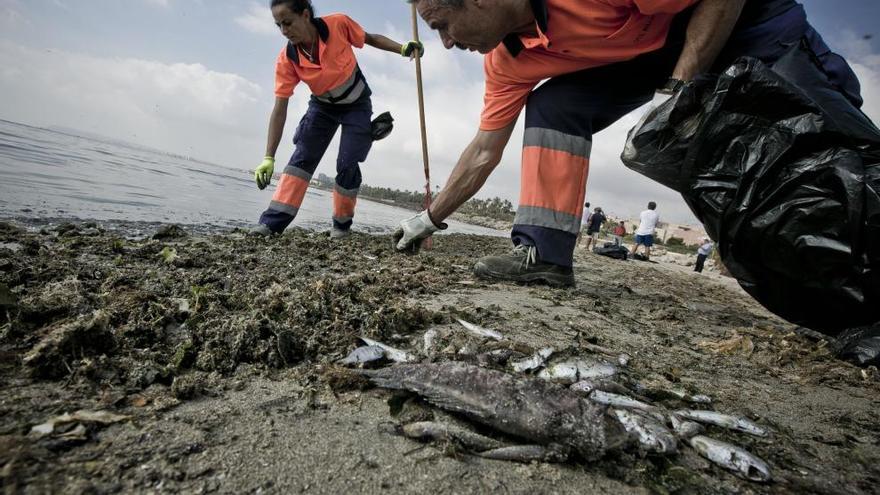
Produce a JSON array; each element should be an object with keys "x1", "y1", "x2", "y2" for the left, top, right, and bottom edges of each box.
[{"x1": 251, "y1": 0, "x2": 423, "y2": 238}]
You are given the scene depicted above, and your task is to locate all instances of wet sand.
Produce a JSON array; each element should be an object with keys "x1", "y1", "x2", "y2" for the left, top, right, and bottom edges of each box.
[{"x1": 1, "y1": 220, "x2": 878, "y2": 494}]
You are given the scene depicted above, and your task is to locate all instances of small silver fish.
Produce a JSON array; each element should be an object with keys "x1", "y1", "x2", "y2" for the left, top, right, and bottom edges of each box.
[
  {"x1": 478, "y1": 444, "x2": 569, "y2": 463},
  {"x1": 669, "y1": 414, "x2": 705, "y2": 439},
  {"x1": 455, "y1": 318, "x2": 504, "y2": 341},
  {"x1": 399, "y1": 421, "x2": 505, "y2": 452},
  {"x1": 510, "y1": 347, "x2": 554, "y2": 373},
  {"x1": 537, "y1": 359, "x2": 617, "y2": 384},
  {"x1": 570, "y1": 380, "x2": 637, "y2": 397},
  {"x1": 674, "y1": 410, "x2": 768, "y2": 437},
  {"x1": 358, "y1": 337, "x2": 418, "y2": 363},
  {"x1": 590, "y1": 390, "x2": 651, "y2": 409},
  {"x1": 668, "y1": 389, "x2": 712, "y2": 404},
  {"x1": 338, "y1": 345, "x2": 385, "y2": 365},
  {"x1": 570, "y1": 380, "x2": 599, "y2": 394},
  {"x1": 590, "y1": 391, "x2": 663, "y2": 421},
  {"x1": 689, "y1": 435, "x2": 772, "y2": 482},
  {"x1": 422, "y1": 329, "x2": 438, "y2": 355},
  {"x1": 613, "y1": 409, "x2": 677, "y2": 454}
]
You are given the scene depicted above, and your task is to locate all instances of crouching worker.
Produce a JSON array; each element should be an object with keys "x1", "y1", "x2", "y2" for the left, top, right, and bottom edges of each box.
[
  {"x1": 393, "y1": 0, "x2": 870, "y2": 292},
  {"x1": 252, "y1": 0, "x2": 423, "y2": 238}
]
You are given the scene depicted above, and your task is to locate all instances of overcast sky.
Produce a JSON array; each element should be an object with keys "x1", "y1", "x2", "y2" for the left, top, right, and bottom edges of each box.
[{"x1": 1, "y1": 0, "x2": 878, "y2": 224}]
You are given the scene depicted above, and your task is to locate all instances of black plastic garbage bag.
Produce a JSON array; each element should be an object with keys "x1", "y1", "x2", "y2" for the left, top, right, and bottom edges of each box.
[
  {"x1": 621, "y1": 46, "x2": 880, "y2": 336},
  {"x1": 594, "y1": 243, "x2": 629, "y2": 261},
  {"x1": 832, "y1": 324, "x2": 880, "y2": 367}
]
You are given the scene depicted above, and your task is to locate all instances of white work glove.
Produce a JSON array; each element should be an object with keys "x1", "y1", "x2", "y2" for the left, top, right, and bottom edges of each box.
[{"x1": 393, "y1": 210, "x2": 446, "y2": 254}]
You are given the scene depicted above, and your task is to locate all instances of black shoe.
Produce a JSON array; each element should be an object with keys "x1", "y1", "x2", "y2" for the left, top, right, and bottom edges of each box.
[
  {"x1": 832, "y1": 323, "x2": 880, "y2": 367},
  {"x1": 474, "y1": 245, "x2": 575, "y2": 288}
]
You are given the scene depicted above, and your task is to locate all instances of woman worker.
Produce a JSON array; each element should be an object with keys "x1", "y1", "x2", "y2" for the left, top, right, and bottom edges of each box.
[{"x1": 252, "y1": 0, "x2": 423, "y2": 238}]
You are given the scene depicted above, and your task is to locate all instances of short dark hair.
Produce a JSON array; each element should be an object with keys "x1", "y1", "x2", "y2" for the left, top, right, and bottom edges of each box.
[
  {"x1": 648, "y1": 201, "x2": 657, "y2": 210},
  {"x1": 584, "y1": 202, "x2": 590, "y2": 208},
  {"x1": 271, "y1": 0, "x2": 315, "y2": 15}
]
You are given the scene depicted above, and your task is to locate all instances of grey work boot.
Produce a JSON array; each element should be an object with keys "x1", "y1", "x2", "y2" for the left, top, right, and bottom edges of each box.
[
  {"x1": 474, "y1": 245, "x2": 575, "y2": 288},
  {"x1": 330, "y1": 227, "x2": 352, "y2": 240},
  {"x1": 248, "y1": 224, "x2": 274, "y2": 237}
]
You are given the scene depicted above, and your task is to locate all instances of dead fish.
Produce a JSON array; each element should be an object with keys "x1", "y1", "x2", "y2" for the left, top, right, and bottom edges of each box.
[
  {"x1": 455, "y1": 318, "x2": 504, "y2": 341},
  {"x1": 359, "y1": 362, "x2": 629, "y2": 461},
  {"x1": 668, "y1": 389, "x2": 712, "y2": 404},
  {"x1": 589, "y1": 390, "x2": 656, "y2": 412},
  {"x1": 478, "y1": 444, "x2": 569, "y2": 463},
  {"x1": 674, "y1": 410, "x2": 768, "y2": 437},
  {"x1": 510, "y1": 347, "x2": 554, "y2": 373},
  {"x1": 358, "y1": 337, "x2": 418, "y2": 363},
  {"x1": 613, "y1": 409, "x2": 677, "y2": 454},
  {"x1": 337, "y1": 345, "x2": 385, "y2": 366},
  {"x1": 669, "y1": 414, "x2": 705, "y2": 439},
  {"x1": 570, "y1": 380, "x2": 637, "y2": 397},
  {"x1": 399, "y1": 421, "x2": 505, "y2": 452},
  {"x1": 422, "y1": 329, "x2": 438, "y2": 355},
  {"x1": 570, "y1": 380, "x2": 600, "y2": 394},
  {"x1": 689, "y1": 435, "x2": 772, "y2": 482},
  {"x1": 538, "y1": 359, "x2": 617, "y2": 384}
]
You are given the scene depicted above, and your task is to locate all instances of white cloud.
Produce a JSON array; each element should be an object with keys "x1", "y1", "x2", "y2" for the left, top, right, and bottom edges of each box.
[
  {"x1": 235, "y1": 2, "x2": 278, "y2": 36},
  {"x1": 0, "y1": 0, "x2": 28, "y2": 29},
  {"x1": 0, "y1": 41, "x2": 268, "y2": 167},
  {"x1": 144, "y1": 0, "x2": 170, "y2": 7}
]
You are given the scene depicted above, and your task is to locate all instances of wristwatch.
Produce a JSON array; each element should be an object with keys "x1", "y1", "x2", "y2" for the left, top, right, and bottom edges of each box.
[{"x1": 658, "y1": 78, "x2": 686, "y2": 95}]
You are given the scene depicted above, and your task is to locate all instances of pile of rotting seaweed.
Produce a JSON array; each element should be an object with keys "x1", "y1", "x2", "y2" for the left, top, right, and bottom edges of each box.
[{"x1": 0, "y1": 221, "x2": 505, "y2": 397}]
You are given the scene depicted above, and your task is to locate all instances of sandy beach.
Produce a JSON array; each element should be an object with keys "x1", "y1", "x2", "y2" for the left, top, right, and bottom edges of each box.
[{"x1": 1, "y1": 219, "x2": 878, "y2": 494}]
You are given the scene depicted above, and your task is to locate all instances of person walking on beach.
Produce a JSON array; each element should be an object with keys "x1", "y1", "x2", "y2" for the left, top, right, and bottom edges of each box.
[
  {"x1": 694, "y1": 238, "x2": 714, "y2": 273},
  {"x1": 583, "y1": 207, "x2": 606, "y2": 251},
  {"x1": 576, "y1": 202, "x2": 591, "y2": 247},
  {"x1": 612, "y1": 221, "x2": 627, "y2": 247},
  {"x1": 251, "y1": 0, "x2": 423, "y2": 238},
  {"x1": 632, "y1": 202, "x2": 660, "y2": 261}
]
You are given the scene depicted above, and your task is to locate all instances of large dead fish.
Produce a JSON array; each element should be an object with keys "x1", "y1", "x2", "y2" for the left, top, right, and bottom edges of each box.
[{"x1": 359, "y1": 361, "x2": 628, "y2": 460}]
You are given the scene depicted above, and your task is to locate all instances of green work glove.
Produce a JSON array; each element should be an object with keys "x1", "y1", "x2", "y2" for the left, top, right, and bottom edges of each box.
[
  {"x1": 401, "y1": 40, "x2": 424, "y2": 59},
  {"x1": 254, "y1": 156, "x2": 275, "y2": 190}
]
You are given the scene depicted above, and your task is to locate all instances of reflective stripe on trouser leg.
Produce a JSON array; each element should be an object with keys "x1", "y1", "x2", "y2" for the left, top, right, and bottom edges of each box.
[
  {"x1": 258, "y1": 101, "x2": 339, "y2": 233},
  {"x1": 332, "y1": 103, "x2": 372, "y2": 230},
  {"x1": 512, "y1": 129, "x2": 590, "y2": 267},
  {"x1": 333, "y1": 184, "x2": 358, "y2": 229},
  {"x1": 512, "y1": 56, "x2": 668, "y2": 266},
  {"x1": 259, "y1": 166, "x2": 313, "y2": 233}
]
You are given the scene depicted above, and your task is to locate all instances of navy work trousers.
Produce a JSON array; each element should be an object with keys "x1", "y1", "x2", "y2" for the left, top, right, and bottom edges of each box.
[{"x1": 259, "y1": 97, "x2": 373, "y2": 233}]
